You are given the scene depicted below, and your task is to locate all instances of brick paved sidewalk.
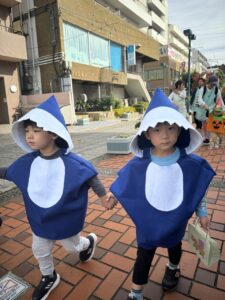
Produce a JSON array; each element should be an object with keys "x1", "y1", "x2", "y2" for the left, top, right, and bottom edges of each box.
[{"x1": 0, "y1": 145, "x2": 225, "y2": 300}]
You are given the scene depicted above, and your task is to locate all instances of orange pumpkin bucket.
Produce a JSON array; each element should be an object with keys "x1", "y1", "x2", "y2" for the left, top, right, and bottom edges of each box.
[{"x1": 206, "y1": 113, "x2": 225, "y2": 134}]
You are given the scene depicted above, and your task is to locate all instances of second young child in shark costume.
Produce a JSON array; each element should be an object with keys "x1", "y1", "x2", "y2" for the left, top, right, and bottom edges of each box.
[
  {"x1": 0, "y1": 96, "x2": 110, "y2": 300},
  {"x1": 109, "y1": 89, "x2": 215, "y2": 300}
]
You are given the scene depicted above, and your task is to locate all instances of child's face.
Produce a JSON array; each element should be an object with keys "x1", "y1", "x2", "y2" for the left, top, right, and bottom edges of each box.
[
  {"x1": 145, "y1": 122, "x2": 181, "y2": 156},
  {"x1": 198, "y1": 79, "x2": 204, "y2": 87},
  {"x1": 180, "y1": 83, "x2": 185, "y2": 90},
  {"x1": 25, "y1": 125, "x2": 57, "y2": 154},
  {"x1": 177, "y1": 83, "x2": 185, "y2": 90}
]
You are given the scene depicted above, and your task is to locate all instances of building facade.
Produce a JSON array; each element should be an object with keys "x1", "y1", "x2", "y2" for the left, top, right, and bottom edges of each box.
[
  {"x1": 17, "y1": 0, "x2": 160, "y2": 114},
  {"x1": 144, "y1": 24, "x2": 189, "y2": 95},
  {"x1": 191, "y1": 48, "x2": 210, "y2": 73},
  {"x1": 97, "y1": 0, "x2": 168, "y2": 46},
  {"x1": 0, "y1": 0, "x2": 27, "y2": 124},
  {"x1": 146, "y1": 0, "x2": 168, "y2": 46}
]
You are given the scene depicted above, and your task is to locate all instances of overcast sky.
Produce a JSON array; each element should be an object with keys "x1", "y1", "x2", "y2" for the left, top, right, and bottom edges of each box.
[{"x1": 168, "y1": 0, "x2": 225, "y2": 66}]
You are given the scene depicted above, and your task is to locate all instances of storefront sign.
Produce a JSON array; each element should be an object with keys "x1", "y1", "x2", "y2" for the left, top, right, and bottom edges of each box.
[{"x1": 127, "y1": 44, "x2": 136, "y2": 66}]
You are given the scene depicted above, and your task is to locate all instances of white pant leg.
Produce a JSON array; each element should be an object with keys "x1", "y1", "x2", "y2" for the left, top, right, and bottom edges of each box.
[
  {"x1": 32, "y1": 232, "x2": 55, "y2": 276},
  {"x1": 60, "y1": 233, "x2": 90, "y2": 253}
]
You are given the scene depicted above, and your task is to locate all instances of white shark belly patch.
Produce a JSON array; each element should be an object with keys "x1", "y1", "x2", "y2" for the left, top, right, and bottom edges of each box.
[
  {"x1": 28, "y1": 156, "x2": 65, "y2": 208},
  {"x1": 145, "y1": 162, "x2": 183, "y2": 211}
]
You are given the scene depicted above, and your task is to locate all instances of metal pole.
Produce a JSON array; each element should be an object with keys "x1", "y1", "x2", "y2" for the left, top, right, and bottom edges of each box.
[
  {"x1": 161, "y1": 62, "x2": 166, "y2": 93},
  {"x1": 187, "y1": 37, "x2": 191, "y2": 113}
]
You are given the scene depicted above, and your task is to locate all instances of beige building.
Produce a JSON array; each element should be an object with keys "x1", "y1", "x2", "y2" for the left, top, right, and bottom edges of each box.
[
  {"x1": 17, "y1": 0, "x2": 159, "y2": 112},
  {"x1": 191, "y1": 48, "x2": 210, "y2": 74},
  {"x1": 144, "y1": 24, "x2": 189, "y2": 95},
  {"x1": 0, "y1": 0, "x2": 27, "y2": 124}
]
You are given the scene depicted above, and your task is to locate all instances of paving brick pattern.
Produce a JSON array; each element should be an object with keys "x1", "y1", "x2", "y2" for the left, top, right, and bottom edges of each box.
[{"x1": 0, "y1": 145, "x2": 225, "y2": 299}]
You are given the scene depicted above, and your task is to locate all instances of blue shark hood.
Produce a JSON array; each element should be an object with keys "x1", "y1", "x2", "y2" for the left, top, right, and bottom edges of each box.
[
  {"x1": 11, "y1": 95, "x2": 73, "y2": 154},
  {"x1": 130, "y1": 88, "x2": 203, "y2": 157}
]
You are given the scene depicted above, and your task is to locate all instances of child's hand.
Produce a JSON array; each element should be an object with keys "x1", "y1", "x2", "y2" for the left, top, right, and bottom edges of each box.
[
  {"x1": 100, "y1": 192, "x2": 118, "y2": 210},
  {"x1": 199, "y1": 216, "x2": 210, "y2": 231},
  {"x1": 107, "y1": 193, "x2": 118, "y2": 209}
]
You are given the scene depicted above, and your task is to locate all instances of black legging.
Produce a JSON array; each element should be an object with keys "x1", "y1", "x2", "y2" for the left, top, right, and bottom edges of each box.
[
  {"x1": 193, "y1": 112, "x2": 202, "y2": 129},
  {"x1": 132, "y1": 242, "x2": 182, "y2": 285}
]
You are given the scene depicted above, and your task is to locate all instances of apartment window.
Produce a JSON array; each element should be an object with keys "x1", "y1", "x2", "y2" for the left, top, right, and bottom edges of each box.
[
  {"x1": 63, "y1": 23, "x2": 89, "y2": 64},
  {"x1": 110, "y1": 42, "x2": 123, "y2": 72},
  {"x1": 89, "y1": 33, "x2": 109, "y2": 67},
  {"x1": 63, "y1": 22, "x2": 110, "y2": 68},
  {"x1": 144, "y1": 69, "x2": 163, "y2": 80}
]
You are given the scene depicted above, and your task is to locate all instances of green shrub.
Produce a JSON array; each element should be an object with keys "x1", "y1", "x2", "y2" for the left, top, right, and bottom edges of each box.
[
  {"x1": 76, "y1": 96, "x2": 123, "y2": 112},
  {"x1": 133, "y1": 101, "x2": 149, "y2": 114},
  {"x1": 133, "y1": 104, "x2": 144, "y2": 114},
  {"x1": 112, "y1": 98, "x2": 122, "y2": 109},
  {"x1": 138, "y1": 101, "x2": 149, "y2": 110},
  {"x1": 113, "y1": 106, "x2": 135, "y2": 117}
]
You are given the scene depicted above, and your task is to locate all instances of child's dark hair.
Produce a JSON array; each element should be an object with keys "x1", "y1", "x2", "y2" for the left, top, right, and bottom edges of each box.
[
  {"x1": 23, "y1": 119, "x2": 68, "y2": 149},
  {"x1": 23, "y1": 119, "x2": 38, "y2": 128},
  {"x1": 175, "y1": 80, "x2": 184, "y2": 89},
  {"x1": 138, "y1": 126, "x2": 190, "y2": 150}
]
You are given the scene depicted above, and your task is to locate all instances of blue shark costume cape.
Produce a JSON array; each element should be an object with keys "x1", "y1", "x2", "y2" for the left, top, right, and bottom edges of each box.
[
  {"x1": 5, "y1": 96, "x2": 97, "y2": 240},
  {"x1": 110, "y1": 89, "x2": 215, "y2": 249}
]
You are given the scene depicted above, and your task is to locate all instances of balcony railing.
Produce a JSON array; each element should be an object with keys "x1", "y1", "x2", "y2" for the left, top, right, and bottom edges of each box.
[{"x1": 0, "y1": 24, "x2": 23, "y2": 35}]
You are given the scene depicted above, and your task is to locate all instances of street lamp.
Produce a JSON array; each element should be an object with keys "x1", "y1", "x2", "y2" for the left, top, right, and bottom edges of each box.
[
  {"x1": 160, "y1": 62, "x2": 168, "y2": 93},
  {"x1": 183, "y1": 29, "x2": 196, "y2": 113}
]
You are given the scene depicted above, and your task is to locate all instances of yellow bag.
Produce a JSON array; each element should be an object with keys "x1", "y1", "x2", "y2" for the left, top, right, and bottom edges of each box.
[{"x1": 188, "y1": 219, "x2": 220, "y2": 267}]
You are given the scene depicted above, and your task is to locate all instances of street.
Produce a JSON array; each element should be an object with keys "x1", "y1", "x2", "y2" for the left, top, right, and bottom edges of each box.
[
  {"x1": 0, "y1": 119, "x2": 139, "y2": 198},
  {"x1": 0, "y1": 119, "x2": 225, "y2": 300},
  {"x1": 0, "y1": 119, "x2": 138, "y2": 166}
]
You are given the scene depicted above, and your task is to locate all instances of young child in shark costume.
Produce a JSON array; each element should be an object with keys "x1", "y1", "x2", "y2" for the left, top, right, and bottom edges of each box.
[
  {"x1": 0, "y1": 95, "x2": 110, "y2": 300},
  {"x1": 109, "y1": 89, "x2": 215, "y2": 300}
]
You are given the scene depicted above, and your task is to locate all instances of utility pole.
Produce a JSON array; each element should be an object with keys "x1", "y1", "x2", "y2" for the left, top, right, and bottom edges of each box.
[
  {"x1": 183, "y1": 29, "x2": 196, "y2": 113},
  {"x1": 160, "y1": 62, "x2": 168, "y2": 93}
]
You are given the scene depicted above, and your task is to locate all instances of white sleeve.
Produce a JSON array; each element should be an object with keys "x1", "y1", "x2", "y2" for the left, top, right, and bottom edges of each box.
[
  {"x1": 179, "y1": 89, "x2": 186, "y2": 99},
  {"x1": 197, "y1": 87, "x2": 205, "y2": 106},
  {"x1": 168, "y1": 92, "x2": 174, "y2": 102}
]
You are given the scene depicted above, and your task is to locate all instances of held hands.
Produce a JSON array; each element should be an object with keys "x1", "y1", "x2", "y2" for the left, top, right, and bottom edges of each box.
[
  {"x1": 100, "y1": 192, "x2": 118, "y2": 210},
  {"x1": 199, "y1": 216, "x2": 210, "y2": 231}
]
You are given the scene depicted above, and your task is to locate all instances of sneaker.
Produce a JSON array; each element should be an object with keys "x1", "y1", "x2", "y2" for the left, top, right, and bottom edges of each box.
[
  {"x1": 162, "y1": 266, "x2": 180, "y2": 291},
  {"x1": 32, "y1": 271, "x2": 60, "y2": 300},
  {"x1": 79, "y1": 233, "x2": 97, "y2": 262},
  {"x1": 202, "y1": 139, "x2": 210, "y2": 145}
]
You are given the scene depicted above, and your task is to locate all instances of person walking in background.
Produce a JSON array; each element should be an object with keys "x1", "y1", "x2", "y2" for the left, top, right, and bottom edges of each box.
[
  {"x1": 204, "y1": 75, "x2": 225, "y2": 148},
  {"x1": 109, "y1": 89, "x2": 215, "y2": 300},
  {"x1": 190, "y1": 77, "x2": 207, "y2": 134},
  {"x1": 168, "y1": 80, "x2": 188, "y2": 119},
  {"x1": 201, "y1": 75, "x2": 224, "y2": 146},
  {"x1": 0, "y1": 96, "x2": 111, "y2": 300}
]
